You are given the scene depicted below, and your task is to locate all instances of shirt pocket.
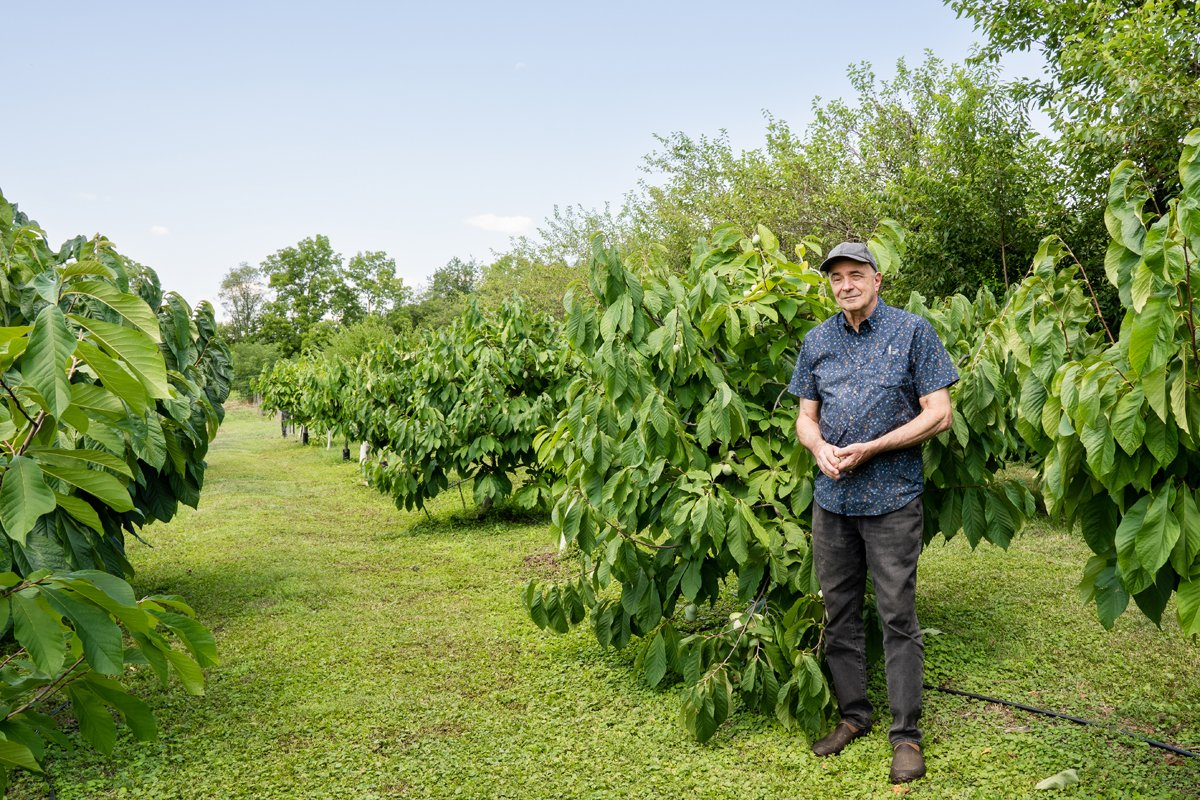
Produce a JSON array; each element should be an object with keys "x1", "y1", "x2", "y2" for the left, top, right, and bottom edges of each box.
[
  {"x1": 866, "y1": 367, "x2": 916, "y2": 437},
  {"x1": 878, "y1": 360, "x2": 912, "y2": 391}
]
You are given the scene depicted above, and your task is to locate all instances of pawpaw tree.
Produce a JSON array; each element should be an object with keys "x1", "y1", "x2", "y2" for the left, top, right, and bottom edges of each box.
[
  {"x1": 0, "y1": 191, "x2": 226, "y2": 784},
  {"x1": 526, "y1": 224, "x2": 847, "y2": 741}
]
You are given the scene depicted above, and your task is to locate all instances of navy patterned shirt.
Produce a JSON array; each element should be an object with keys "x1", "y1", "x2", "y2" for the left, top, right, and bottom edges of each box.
[{"x1": 787, "y1": 299, "x2": 959, "y2": 516}]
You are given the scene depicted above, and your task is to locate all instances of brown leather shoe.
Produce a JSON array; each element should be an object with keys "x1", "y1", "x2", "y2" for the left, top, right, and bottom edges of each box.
[
  {"x1": 811, "y1": 720, "x2": 870, "y2": 757},
  {"x1": 890, "y1": 741, "x2": 926, "y2": 783}
]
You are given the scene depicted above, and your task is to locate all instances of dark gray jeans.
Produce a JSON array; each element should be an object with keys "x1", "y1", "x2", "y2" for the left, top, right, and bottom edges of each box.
[{"x1": 812, "y1": 496, "x2": 924, "y2": 745}]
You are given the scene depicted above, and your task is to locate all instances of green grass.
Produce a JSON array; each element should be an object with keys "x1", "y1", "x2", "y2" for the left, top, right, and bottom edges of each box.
[{"x1": 10, "y1": 407, "x2": 1200, "y2": 799}]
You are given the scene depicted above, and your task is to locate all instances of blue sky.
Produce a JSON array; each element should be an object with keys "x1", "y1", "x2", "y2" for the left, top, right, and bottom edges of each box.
[{"x1": 1, "y1": 1, "x2": 1041, "y2": 314}]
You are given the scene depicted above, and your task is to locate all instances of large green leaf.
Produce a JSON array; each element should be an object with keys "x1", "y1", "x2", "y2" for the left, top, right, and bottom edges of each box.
[
  {"x1": 69, "y1": 383, "x2": 127, "y2": 421},
  {"x1": 0, "y1": 325, "x2": 31, "y2": 371},
  {"x1": 961, "y1": 488, "x2": 986, "y2": 547},
  {"x1": 62, "y1": 280, "x2": 162, "y2": 343},
  {"x1": 65, "y1": 684, "x2": 117, "y2": 755},
  {"x1": 1143, "y1": 414, "x2": 1179, "y2": 468},
  {"x1": 1178, "y1": 578, "x2": 1200, "y2": 637},
  {"x1": 59, "y1": 570, "x2": 136, "y2": 605},
  {"x1": 1171, "y1": 488, "x2": 1200, "y2": 580},
  {"x1": 56, "y1": 576, "x2": 147, "y2": 635},
  {"x1": 1179, "y1": 129, "x2": 1200, "y2": 191},
  {"x1": 68, "y1": 314, "x2": 169, "y2": 399},
  {"x1": 155, "y1": 611, "x2": 218, "y2": 668},
  {"x1": 1105, "y1": 161, "x2": 1148, "y2": 253},
  {"x1": 29, "y1": 447, "x2": 133, "y2": 478},
  {"x1": 1109, "y1": 385, "x2": 1146, "y2": 455},
  {"x1": 644, "y1": 630, "x2": 667, "y2": 688},
  {"x1": 53, "y1": 491, "x2": 104, "y2": 535},
  {"x1": 1080, "y1": 422, "x2": 1115, "y2": 478},
  {"x1": 1114, "y1": 494, "x2": 1153, "y2": 594},
  {"x1": 83, "y1": 675, "x2": 157, "y2": 741},
  {"x1": 82, "y1": 420, "x2": 129, "y2": 457},
  {"x1": 74, "y1": 340, "x2": 149, "y2": 414},
  {"x1": 164, "y1": 647, "x2": 206, "y2": 696},
  {"x1": 1135, "y1": 488, "x2": 1180, "y2": 578},
  {"x1": 1081, "y1": 558, "x2": 1130, "y2": 630},
  {"x1": 31, "y1": 270, "x2": 60, "y2": 306},
  {"x1": 60, "y1": 260, "x2": 116, "y2": 281},
  {"x1": 1126, "y1": 296, "x2": 1171, "y2": 376},
  {"x1": 0, "y1": 738, "x2": 43, "y2": 774},
  {"x1": 0, "y1": 456, "x2": 57, "y2": 545},
  {"x1": 40, "y1": 586, "x2": 124, "y2": 676},
  {"x1": 130, "y1": 631, "x2": 171, "y2": 685},
  {"x1": 19, "y1": 305, "x2": 76, "y2": 418},
  {"x1": 11, "y1": 589, "x2": 67, "y2": 676},
  {"x1": 38, "y1": 462, "x2": 133, "y2": 513},
  {"x1": 1169, "y1": 366, "x2": 1191, "y2": 435}
]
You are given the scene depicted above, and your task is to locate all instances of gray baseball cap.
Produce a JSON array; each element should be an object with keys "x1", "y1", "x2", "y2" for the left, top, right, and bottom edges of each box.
[{"x1": 819, "y1": 241, "x2": 877, "y2": 272}]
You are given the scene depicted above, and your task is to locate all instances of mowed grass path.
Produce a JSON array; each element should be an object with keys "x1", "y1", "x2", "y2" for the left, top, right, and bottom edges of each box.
[{"x1": 12, "y1": 407, "x2": 1200, "y2": 799}]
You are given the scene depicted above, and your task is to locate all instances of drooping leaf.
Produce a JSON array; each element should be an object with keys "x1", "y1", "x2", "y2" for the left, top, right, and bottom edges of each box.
[
  {"x1": 1110, "y1": 385, "x2": 1146, "y2": 455},
  {"x1": 40, "y1": 586, "x2": 124, "y2": 676},
  {"x1": 1171, "y1": 488, "x2": 1200, "y2": 580},
  {"x1": 1178, "y1": 578, "x2": 1200, "y2": 637},
  {"x1": 19, "y1": 305, "x2": 76, "y2": 418},
  {"x1": 644, "y1": 631, "x2": 668, "y2": 688},
  {"x1": 29, "y1": 447, "x2": 133, "y2": 478},
  {"x1": 1114, "y1": 494, "x2": 1153, "y2": 595},
  {"x1": 73, "y1": 339, "x2": 149, "y2": 414},
  {"x1": 37, "y1": 462, "x2": 133, "y2": 513},
  {"x1": 155, "y1": 611, "x2": 218, "y2": 668},
  {"x1": 1126, "y1": 296, "x2": 1170, "y2": 376},
  {"x1": 84, "y1": 675, "x2": 158, "y2": 741},
  {"x1": 68, "y1": 314, "x2": 170, "y2": 399},
  {"x1": 11, "y1": 589, "x2": 67, "y2": 676},
  {"x1": 53, "y1": 492, "x2": 104, "y2": 536},
  {"x1": 1134, "y1": 486, "x2": 1180, "y2": 579},
  {"x1": 62, "y1": 280, "x2": 162, "y2": 343},
  {"x1": 0, "y1": 738, "x2": 43, "y2": 774},
  {"x1": 68, "y1": 383, "x2": 126, "y2": 421},
  {"x1": 65, "y1": 684, "x2": 117, "y2": 754},
  {"x1": 0, "y1": 456, "x2": 58, "y2": 545}
]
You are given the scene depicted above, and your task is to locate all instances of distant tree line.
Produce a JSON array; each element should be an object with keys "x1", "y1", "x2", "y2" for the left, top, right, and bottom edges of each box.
[{"x1": 221, "y1": 0, "x2": 1200, "y2": 398}]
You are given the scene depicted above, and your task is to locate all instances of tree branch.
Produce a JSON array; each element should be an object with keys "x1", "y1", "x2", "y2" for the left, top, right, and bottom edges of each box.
[
  {"x1": 4, "y1": 656, "x2": 87, "y2": 721},
  {"x1": 0, "y1": 378, "x2": 37, "y2": 425},
  {"x1": 1059, "y1": 240, "x2": 1116, "y2": 344}
]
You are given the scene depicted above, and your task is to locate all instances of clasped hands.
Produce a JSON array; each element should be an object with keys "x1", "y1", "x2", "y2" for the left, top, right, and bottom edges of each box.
[{"x1": 815, "y1": 441, "x2": 875, "y2": 480}]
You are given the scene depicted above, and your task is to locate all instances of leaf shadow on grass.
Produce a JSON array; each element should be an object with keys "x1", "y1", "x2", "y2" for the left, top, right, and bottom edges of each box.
[
  {"x1": 132, "y1": 561, "x2": 331, "y2": 628},
  {"x1": 374, "y1": 505, "x2": 549, "y2": 540}
]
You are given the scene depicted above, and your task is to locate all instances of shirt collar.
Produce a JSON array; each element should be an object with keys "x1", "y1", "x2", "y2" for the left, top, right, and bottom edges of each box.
[{"x1": 839, "y1": 297, "x2": 888, "y2": 333}]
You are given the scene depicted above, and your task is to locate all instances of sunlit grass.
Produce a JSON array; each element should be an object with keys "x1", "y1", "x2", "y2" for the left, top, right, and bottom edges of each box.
[{"x1": 10, "y1": 407, "x2": 1198, "y2": 799}]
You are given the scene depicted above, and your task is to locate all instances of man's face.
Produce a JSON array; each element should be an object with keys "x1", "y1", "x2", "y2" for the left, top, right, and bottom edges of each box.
[{"x1": 826, "y1": 259, "x2": 882, "y2": 315}]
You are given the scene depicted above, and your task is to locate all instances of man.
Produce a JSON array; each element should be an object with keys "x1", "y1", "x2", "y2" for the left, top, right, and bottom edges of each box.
[{"x1": 787, "y1": 241, "x2": 958, "y2": 784}]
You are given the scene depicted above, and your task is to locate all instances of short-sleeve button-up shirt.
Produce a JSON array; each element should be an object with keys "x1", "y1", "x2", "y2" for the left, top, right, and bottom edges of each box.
[{"x1": 787, "y1": 298, "x2": 959, "y2": 516}]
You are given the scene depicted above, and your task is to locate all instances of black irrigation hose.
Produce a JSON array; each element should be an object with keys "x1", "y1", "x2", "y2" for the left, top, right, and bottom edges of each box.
[{"x1": 925, "y1": 683, "x2": 1199, "y2": 759}]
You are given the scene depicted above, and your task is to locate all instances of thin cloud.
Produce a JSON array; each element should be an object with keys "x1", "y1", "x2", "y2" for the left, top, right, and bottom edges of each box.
[
  {"x1": 150, "y1": 225, "x2": 170, "y2": 236},
  {"x1": 514, "y1": 61, "x2": 527, "y2": 72},
  {"x1": 465, "y1": 213, "x2": 533, "y2": 235}
]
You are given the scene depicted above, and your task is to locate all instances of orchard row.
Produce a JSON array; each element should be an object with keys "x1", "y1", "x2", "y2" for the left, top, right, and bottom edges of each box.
[
  {"x1": 260, "y1": 134, "x2": 1200, "y2": 741},
  {"x1": 0, "y1": 192, "x2": 232, "y2": 781}
]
